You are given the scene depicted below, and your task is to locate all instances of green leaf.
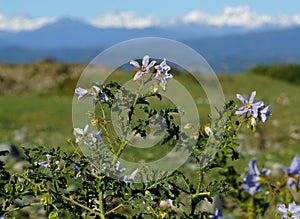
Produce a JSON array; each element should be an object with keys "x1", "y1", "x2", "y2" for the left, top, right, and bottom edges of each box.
[
  {"x1": 4, "y1": 184, "x2": 13, "y2": 193},
  {"x1": 15, "y1": 183, "x2": 24, "y2": 192},
  {"x1": 48, "y1": 210, "x2": 59, "y2": 219}
]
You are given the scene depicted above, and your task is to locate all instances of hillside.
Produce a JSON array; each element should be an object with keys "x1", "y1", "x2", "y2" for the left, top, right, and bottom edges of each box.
[
  {"x1": 0, "y1": 62, "x2": 299, "y2": 155},
  {"x1": 0, "y1": 18, "x2": 300, "y2": 72}
]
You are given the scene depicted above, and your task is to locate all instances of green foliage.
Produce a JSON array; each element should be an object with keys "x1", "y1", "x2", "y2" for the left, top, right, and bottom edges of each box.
[
  {"x1": 0, "y1": 61, "x2": 299, "y2": 218},
  {"x1": 247, "y1": 63, "x2": 300, "y2": 86}
]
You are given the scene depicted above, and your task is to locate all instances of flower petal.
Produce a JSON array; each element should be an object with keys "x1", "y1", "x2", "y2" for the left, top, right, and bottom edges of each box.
[
  {"x1": 147, "y1": 60, "x2": 156, "y2": 69},
  {"x1": 248, "y1": 159, "x2": 260, "y2": 175},
  {"x1": 133, "y1": 71, "x2": 143, "y2": 80},
  {"x1": 252, "y1": 101, "x2": 264, "y2": 108},
  {"x1": 75, "y1": 87, "x2": 88, "y2": 100},
  {"x1": 74, "y1": 127, "x2": 83, "y2": 135},
  {"x1": 236, "y1": 94, "x2": 248, "y2": 104},
  {"x1": 260, "y1": 114, "x2": 267, "y2": 122},
  {"x1": 155, "y1": 59, "x2": 166, "y2": 69},
  {"x1": 261, "y1": 105, "x2": 271, "y2": 113},
  {"x1": 289, "y1": 156, "x2": 300, "y2": 173},
  {"x1": 249, "y1": 91, "x2": 256, "y2": 103},
  {"x1": 92, "y1": 85, "x2": 101, "y2": 93},
  {"x1": 130, "y1": 168, "x2": 138, "y2": 180},
  {"x1": 278, "y1": 204, "x2": 288, "y2": 214},
  {"x1": 84, "y1": 124, "x2": 89, "y2": 134},
  {"x1": 46, "y1": 154, "x2": 51, "y2": 161},
  {"x1": 35, "y1": 161, "x2": 48, "y2": 168},
  {"x1": 235, "y1": 106, "x2": 248, "y2": 115},
  {"x1": 129, "y1": 60, "x2": 140, "y2": 69},
  {"x1": 289, "y1": 201, "x2": 300, "y2": 216},
  {"x1": 100, "y1": 92, "x2": 108, "y2": 103},
  {"x1": 250, "y1": 108, "x2": 259, "y2": 118},
  {"x1": 261, "y1": 168, "x2": 271, "y2": 176},
  {"x1": 75, "y1": 87, "x2": 87, "y2": 95},
  {"x1": 142, "y1": 55, "x2": 150, "y2": 67}
]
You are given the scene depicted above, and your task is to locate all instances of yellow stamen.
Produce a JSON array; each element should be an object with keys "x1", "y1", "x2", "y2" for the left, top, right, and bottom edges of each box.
[
  {"x1": 91, "y1": 118, "x2": 100, "y2": 126},
  {"x1": 288, "y1": 173, "x2": 298, "y2": 182},
  {"x1": 158, "y1": 72, "x2": 164, "y2": 78},
  {"x1": 140, "y1": 67, "x2": 146, "y2": 72},
  {"x1": 246, "y1": 103, "x2": 252, "y2": 109}
]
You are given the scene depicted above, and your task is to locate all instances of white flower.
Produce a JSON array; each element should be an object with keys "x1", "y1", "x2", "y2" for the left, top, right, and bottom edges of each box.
[
  {"x1": 204, "y1": 126, "x2": 213, "y2": 136},
  {"x1": 130, "y1": 55, "x2": 156, "y2": 80}
]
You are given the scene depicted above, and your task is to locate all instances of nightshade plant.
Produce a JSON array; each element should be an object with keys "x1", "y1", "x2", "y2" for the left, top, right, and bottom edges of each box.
[
  {"x1": 0, "y1": 55, "x2": 299, "y2": 219},
  {"x1": 242, "y1": 159, "x2": 271, "y2": 195},
  {"x1": 285, "y1": 156, "x2": 300, "y2": 192}
]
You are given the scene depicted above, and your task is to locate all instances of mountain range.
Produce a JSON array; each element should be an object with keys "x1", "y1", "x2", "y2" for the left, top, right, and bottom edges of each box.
[{"x1": 0, "y1": 18, "x2": 300, "y2": 73}]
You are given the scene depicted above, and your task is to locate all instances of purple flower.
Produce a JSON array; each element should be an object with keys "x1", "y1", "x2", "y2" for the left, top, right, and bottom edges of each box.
[
  {"x1": 243, "y1": 159, "x2": 270, "y2": 195},
  {"x1": 74, "y1": 165, "x2": 86, "y2": 180},
  {"x1": 236, "y1": 91, "x2": 264, "y2": 118},
  {"x1": 75, "y1": 85, "x2": 108, "y2": 105},
  {"x1": 74, "y1": 125, "x2": 103, "y2": 145},
  {"x1": 278, "y1": 201, "x2": 300, "y2": 219},
  {"x1": 35, "y1": 154, "x2": 51, "y2": 168},
  {"x1": 154, "y1": 59, "x2": 173, "y2": 90},
  {"x1": 91, "y1": 85, "x2": 108, "y2": 105},
  {"x1": 259, "y1": 105, "x2": 271, "y2": 122},
  {"x1": 285, "y1": 156, "x2": 300, "y2": 192},
  {"x1": 91, "y1": 164, "x2": 98, "y2": 174},
  {"x1": 91, "y1": 130, "x2": 103, "y2": 143},
  {"x1": 116, "y1": 161, "x2": 126, "y2": 174},
  {"x1": 209, "y1": 208, "x2": 223, "y2": 219},
  {"x1": 75, "y1": 87, "x2": 93, "y2": 101},
  {"x1": 155, "y1": 58, "x2": 171, "y2": 74},
  {"x1": 74, "y1": 124, "x2": 89, "y2": 144},
  {"x1": 123, "y1": 169, "x2": 138, "y2": 183},
  {"x1": 130, "y1": 55, "x2": 156, "y2": 80}
]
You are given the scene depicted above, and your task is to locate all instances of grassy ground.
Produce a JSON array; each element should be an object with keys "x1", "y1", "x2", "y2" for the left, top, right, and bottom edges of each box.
[
  {"x1": 1, "y1": 62, "x2": 300, "y2": 218},
  {"x1": 1, "y1": 63, "x2": 300, "y2": 169},
  {"x1": 0, "y1": 95, "x2": 74, "y2": 146}
]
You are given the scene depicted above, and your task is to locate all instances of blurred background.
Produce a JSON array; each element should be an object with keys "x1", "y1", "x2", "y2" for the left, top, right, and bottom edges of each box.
[{"x1": 0, "y1": 0, "x2": 300, "y2": 170}]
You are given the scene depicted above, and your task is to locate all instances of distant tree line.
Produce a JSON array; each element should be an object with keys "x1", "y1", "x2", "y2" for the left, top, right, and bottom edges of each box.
[{"x1": 247, "y1": 63, "x2": 300, "y2": 86}]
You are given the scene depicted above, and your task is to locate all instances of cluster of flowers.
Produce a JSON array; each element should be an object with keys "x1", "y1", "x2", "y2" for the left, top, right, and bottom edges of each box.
[
  {"x1": 74, "y1": 55, "x2": 173, "y2": 108},
  {"x1": 71, "y1": 56, "x2": 173, "y2": 186},
  {"x1": 236, "y1": 91, "x2": 300, "y2": 218},
  {"x1": 35, "y1": 154, "x2": 59, "y2": 168},
  {"x1": 243, "y1": 156, "x2": 300, "y2": 195},
  {"x1": 75, "y1": 84, "x2": 108, "y2": 106},
  {"x1": 73, "y1": 124, "x2": 103, "y2": 146},
  {"x1": 73, "y1": 161, "x2": 137, "y2": 183},
  {"x1": 235, "y1": 91, "x2": 271, "y2": 124},
  {"x1": 35, "y1": 154, "x2": 138, "y2": 184},
  {"x1": 242, "y1": 157, "x2": 300, "y2": 218},
  {"x1": 130, "y1": 55, "x2": 173, "y2": 90},
  {"x1": 73, "y1": 67, "x2": 296, "y2": 218}
]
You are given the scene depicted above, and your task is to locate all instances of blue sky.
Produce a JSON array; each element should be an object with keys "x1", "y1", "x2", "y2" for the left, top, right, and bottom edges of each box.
[
  {"x1": 1, "y1": 0, "x2": 300, "y2": 31},
  {"x1": 0, "y1": 0, "x2": 299, "y2": 19}
]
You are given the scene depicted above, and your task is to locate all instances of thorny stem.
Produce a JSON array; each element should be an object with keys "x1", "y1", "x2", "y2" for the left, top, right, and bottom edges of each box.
[
  {"x1": 105, "y1": 195, "x2": 137, "y2": 215},
  {"x1": 250, "y1": 195, "x2": 257, "y2": 219},
  {"x1": 112, "y1": 140, "x2": 127, "y2": 166},
  {"x1": 62, "y1": 194, "x2": 104, "y2": 218},
  {"x1": 98, "y1": 122, "x2": 115, "y2": 153},
  {"x1": 196, "y1": 169, "x2": 204, "y2": 194},
  {"x1": 7, "y1": 202, "x2": 42, "y2": 213},
  {"x1": 105, "y1": 203, "x2": 124, "y2": 215},
  {"x1": 99, "y1": 190, "x2": 105, "y2": 219},
  {"x1": 98, "y1": 102, "x2": 115, "y2": 153}
]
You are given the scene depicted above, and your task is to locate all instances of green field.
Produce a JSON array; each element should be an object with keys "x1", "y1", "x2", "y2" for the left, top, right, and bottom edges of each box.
[{"x1": 0, "y1": 63, "x2": 300, "y2": 169}]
